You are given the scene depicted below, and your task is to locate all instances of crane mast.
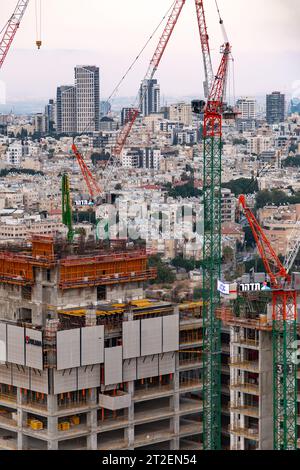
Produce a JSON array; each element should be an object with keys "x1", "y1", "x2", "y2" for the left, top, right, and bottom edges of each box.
[
  {"x1": 239, "y1": 195, "x2": 297, "y2": 450},
  {"x1": 200, "y1": 41, "x2": 231, "y2": 450},
  {"x1": 62, "y1": 173, "x2": 74, "y2": 242},
  {"x1": 0, "y1": 0, "x2": 30, "y2": 70}
]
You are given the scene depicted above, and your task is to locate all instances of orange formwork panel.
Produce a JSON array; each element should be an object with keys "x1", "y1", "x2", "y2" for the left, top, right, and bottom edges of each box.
[
  {"x1": 0, "y1": 253, "x2": 34, "y2": 285},
  {"x1": 31, "y1": 235, "x2": 55, "y2": 261},
  {"x1": 58, "y1": 251, "x2": 156, "y2": 289}
]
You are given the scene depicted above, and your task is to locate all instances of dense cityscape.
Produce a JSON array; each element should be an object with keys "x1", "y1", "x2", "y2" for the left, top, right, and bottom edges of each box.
[{"x1": 0, "y1": 0, "x2": 299, "y2": 457}]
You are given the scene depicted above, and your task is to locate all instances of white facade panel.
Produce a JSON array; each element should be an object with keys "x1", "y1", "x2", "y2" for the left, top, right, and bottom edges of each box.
[
  {"x1": 123, "y1": 320, "x2": 140, "y2": 359},
  {"x1": 12, "y1": 365, "x2": 30, "y2": 388},
  {"x1": 137, "y1": 355, "x2": 159, "y2": 380},
  {"x1": 30, "y1": 369, "x2": 49, "y2": 394},
  {"x1": 0, "y1": 364, "x2": 12, "y2": 385},
  {"x1": 57, "y1": 329, "x2": 81, "y2": 370},
  {"x1": 141, "y1": 317, "x2": 162, "y2": 356},
  {"x1": 81, "y1": 326, "x2": 104, "y2": 366},
  {"x1": 78, "y1": 365, "x2": 100, "y2": 390},
  {"x1": 123, "y1": 359, "x2": 137, "y2": 382},
  {"x1": 53, "y1": 368, "x2": 77, "y2": 394},
  {"x1": 163, "y1": 314, "x2": 179, "y2": 352},
  {"x1": 104, "y1": 347, "x2": 122, "y2": 386},
  {"x1": 159, "y1": 352, "x2": 176, "y2": 375},
  {"x1": 25, "y1": 328, "x2": 43, "y2": 370},
  {"x1": 7, "y1": 325, "x2": 25, "y2": 366}
]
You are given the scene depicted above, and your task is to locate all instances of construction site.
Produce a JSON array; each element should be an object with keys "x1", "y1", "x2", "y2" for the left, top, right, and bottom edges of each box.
[{"x1": 0, "y1": 0, "x2": 299, "y2": 452}]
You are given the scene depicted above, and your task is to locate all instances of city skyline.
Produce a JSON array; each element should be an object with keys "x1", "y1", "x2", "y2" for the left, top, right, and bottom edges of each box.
[{"x1": 0, "y1": 0, "x2": 299, "y2": 104}]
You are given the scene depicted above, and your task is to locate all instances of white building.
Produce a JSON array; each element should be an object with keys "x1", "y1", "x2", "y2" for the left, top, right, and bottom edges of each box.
[
  {"x1": 75, "y1": 65, "x2": 100, "y2": 132},
  {"x1": 139, "y1": 79, "x2": 160, "y2": 116},
  {"x1": 56, "y1": 86, "x2": 76, "y2": 134},
  {"x1": 237, "y1": 97, "x2": 257, "y2": 119},
  {"x1": 169, "y1": 103, "x2": 193, "y2": 126},
  {"x1": 247, "y1": 136, "x2": 274, "y2": 155},
  {"x1": 6, "y1": 143, "x2": 23, "y2": 166}
]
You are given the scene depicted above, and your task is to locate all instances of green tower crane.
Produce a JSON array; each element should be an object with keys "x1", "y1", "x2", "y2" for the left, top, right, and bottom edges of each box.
[
  {"x1": 62, "y1": 173, "x2": 74, "y2": 242},
  {"x1": 192, "y1": 42, "x2": 233, "y2": 450}
]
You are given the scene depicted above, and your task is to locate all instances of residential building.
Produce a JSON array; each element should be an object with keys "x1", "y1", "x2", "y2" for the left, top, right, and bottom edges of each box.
[
  {"x1": 6, "y1": 142, "x2": 23, "y2": 167},
  {"x1": 33, "y1": 113, "x2": 48, "y2": 135},
  {"x1": 56, "y1": 86, "x2": 76, "y2": 135},
  {"x1": 221, "y1": 188, "x2": 236, "y2": 224},
  {"x1": 236, "y1": 97, "x2": 257, "y2": 120},
  {"x1": 266, "y1": 92, "x2": 285, "y2": 125},
  {"x1": 75, "y1": 66, "x2": 100, "y2": 133},
  {"x1": 139, "y1": 79, "x2": 160, "y2": 116},
  {"x1": 45, "y1": 99, "x2": 57, "y2": 133},
  {"x1": 169, "y1": 103, "x2": 193, "y2": 126}
]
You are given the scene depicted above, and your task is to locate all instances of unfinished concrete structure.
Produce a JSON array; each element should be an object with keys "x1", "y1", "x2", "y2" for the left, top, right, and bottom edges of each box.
[{"x1": 0, "y1": 236, "x2": 203, "y2": 450}]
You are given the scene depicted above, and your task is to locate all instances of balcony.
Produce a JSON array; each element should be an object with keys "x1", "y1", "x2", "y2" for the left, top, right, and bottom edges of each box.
[
  {"x1": 231, "y1": 382, "x2": 259, "y2": 395},
  {"x1": 230, "y1": 426, "x2": 259, "y2": 441},
  {"x1": 229, "y1": 358, "x2": 259, "y2": 373},
  {"x1": 230, "y1": 405, "x2": 259, "y2": 418},
  {"x1": 232, "y1": 338, "x2": 259, "y2": 349}
]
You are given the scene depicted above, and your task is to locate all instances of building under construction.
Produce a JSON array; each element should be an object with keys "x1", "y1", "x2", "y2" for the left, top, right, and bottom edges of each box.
[
  {"x1": 0, "y1": 237, "x2": 299, "y2": 450},
  {"x1": 0, "y1": 235, "x2": 204, "y2": 450}
]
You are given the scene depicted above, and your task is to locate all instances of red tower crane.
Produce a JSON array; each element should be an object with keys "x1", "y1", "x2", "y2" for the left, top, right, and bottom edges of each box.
[
  {"x1": 71, "y1": 144, "x2": 102, "y2": 199},
  {"x1": 239, "y1": 194, "x2": 297, "y2": 450},
  {"x1": 0, "y1": 1, "x2": 30, "y2": 70},
  {"x1": 194, "y1": 0, "x2": 214, "y2": 98}
]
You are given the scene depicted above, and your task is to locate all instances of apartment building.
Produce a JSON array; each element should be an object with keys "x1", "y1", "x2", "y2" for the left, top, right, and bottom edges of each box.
[
  {"x1": 56, "y1": 86, "x2": 76, "y2": 135},
  {"x1": 75, "y1": 66, "x2": 100, "y2": 133},
  {"x1": 169, "y1": 103, "x2": 193, "y2": 127},
  {"x1": 6, "y1": 143, "x2": 23, "y2": 167}
]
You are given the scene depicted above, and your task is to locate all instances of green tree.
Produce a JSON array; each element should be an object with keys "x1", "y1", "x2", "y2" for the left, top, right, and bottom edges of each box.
[
  {"x1": 223, "y1": 246, "x2": 234, "y2": 263},
  {"x1": 148, "y1": 255, "x2": 176, "y2": 284},
  {"x1": 282, "y1": 155, "x2": 300, "y2": 167},
  {"x1": 222, "y1": 178, "x2": 258, "y2": 196}
]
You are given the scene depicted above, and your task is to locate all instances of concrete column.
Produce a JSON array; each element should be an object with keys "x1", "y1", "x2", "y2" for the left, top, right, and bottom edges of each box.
[
  {"x1": 48, "y1": 416, "x2": 58, "y2": 437},
  {"x1": 125, "y1": 426, "x2": 134, "y2": 449},
  {"x1": 48, "y1": 440, "x2": 58, "y2": 450},
  {"x1": 126, "y1": 381, "x2": 135, "y2": 448},
  {"x1": 17, "y1": 432, "x2": 27, "y2": 450},
  {"x1": 47, "y1": 394, "x2": 58, "y2": 413},
  {"x1": 88, "y1": 388, "x2": 97, "y2": 405},
  {"x1": 87, "y1": 433, "x2": 97, "y2": 450}
]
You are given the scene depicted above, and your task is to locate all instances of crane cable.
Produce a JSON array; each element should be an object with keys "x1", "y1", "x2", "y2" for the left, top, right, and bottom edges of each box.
[
  {"x1": 75, "y1": 0, "x2": 176, "y2": 139},
  {"x1": 35, "y1": 0, "x2": 42, "y2": 49},
  {"x1": 107, "y1": 0, "x2": 176, "y2": 104}
]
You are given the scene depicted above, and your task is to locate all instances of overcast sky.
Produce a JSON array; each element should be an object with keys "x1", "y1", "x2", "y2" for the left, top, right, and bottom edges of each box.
[{"x1": 0, "y1": 0, "x2": 299, "y2": 103}]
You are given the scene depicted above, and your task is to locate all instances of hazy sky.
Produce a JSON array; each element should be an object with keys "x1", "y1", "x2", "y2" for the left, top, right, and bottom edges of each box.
[{"x1": 0, "y1": 0, "x2": 299, "y2": 103}]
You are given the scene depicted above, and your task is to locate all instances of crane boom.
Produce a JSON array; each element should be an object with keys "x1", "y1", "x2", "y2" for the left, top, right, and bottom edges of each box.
[
  {"x1": 194, "y1": 0, "x2": 214, "y2": 98},
  {"x1": 146, "y1": 0, "x2": 186, "y2": 80},
  {"x1": 284, "y1": 220, "x2": 300, "y2": 274},
  {"x1": 72, "y1": 0, "x2": 187, "y2": 198},
  {"x1": 238, "y1": 194, "x2": 297, "y2": 450},
  {"x1": 71, "y1": 144, "x2": 101, "y2": 199},
  {"x1": 0, "y1": 0, "x2": 30, "y2": 70},
  {"x1": 114, "y1": 0, "x2": 186, "y2": 158},
  {"x1": 238, "y1": 194, "x2": 290, "y2": 287}
]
